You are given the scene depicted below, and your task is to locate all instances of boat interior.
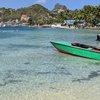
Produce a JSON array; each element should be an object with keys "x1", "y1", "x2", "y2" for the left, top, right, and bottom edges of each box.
[{"x1": 71, "y1": 43, "x2": 100, "y2": 52}]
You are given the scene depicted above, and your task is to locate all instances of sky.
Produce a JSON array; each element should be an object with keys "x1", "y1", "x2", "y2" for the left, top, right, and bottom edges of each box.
[{"x1": 0, "y1": 0, "x2": 100, "y2": 10}]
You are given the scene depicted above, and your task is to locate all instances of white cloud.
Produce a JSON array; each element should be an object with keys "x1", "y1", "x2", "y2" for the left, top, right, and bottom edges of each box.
[{"x1": 36, "y1": 0, "x2": 46, "y2": 4}]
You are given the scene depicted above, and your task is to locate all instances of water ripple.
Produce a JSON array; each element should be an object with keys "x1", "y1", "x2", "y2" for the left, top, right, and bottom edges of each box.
[
  {"x1": 7, "y1": 44, "x2": 53, "y2": 49},
  {"x1": 0, "y1": 32, "x2": 24, "y2": 39},
  {"x1": 72, "y1": 70, "x2": 100, "y2": 82},
  {"x1": 0, "y1": 79, "x2": 23, "y2": 86}
]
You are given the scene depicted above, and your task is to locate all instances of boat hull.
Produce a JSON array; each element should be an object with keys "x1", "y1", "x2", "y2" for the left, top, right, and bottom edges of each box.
[{"x1": 50, "y1": 41, "x2": 100, "y2": 60}]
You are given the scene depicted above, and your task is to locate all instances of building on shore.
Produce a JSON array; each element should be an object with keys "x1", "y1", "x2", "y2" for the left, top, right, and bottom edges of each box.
[
  {"x1": 20, "y1": 14, "x2": 30, "y2": 22},
  {"x1": 64, "y1": 20, "x2": 86, "y2": 29},
  {"x1": 96, "y1": 23, "x2": 100, "y2": 26}
]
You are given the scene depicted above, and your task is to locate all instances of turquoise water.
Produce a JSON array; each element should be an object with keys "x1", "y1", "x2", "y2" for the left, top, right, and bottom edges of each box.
[{"x1": 0, "y1": 26, "x2": 100, "y2": 99}]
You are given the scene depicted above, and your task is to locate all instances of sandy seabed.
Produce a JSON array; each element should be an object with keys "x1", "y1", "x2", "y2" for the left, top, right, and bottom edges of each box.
[{"x1": 0, "y1": 80, "x2": 100, "y2": 100}]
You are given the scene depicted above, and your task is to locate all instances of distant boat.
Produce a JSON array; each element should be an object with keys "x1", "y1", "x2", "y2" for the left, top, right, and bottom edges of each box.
[{"x1": 50, "y1": 41, "x2": 100, "y2": 60}]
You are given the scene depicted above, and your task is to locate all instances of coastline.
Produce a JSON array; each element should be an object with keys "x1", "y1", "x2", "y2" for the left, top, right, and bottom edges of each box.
[
  {"x1": 84, "y1": 26, "x2": 100, "y2": 30},
  {"x1": 0, "y1": 24, "x2": 100, "y2": 30},
  {"x1": 31, "y1": 24, "x2": 100, "y2": 30}
]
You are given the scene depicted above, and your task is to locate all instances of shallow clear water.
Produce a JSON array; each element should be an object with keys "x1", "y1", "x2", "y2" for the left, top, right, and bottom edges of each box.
[{"x1": 0, "y1": 26, "x2": 100, "y2": 99}]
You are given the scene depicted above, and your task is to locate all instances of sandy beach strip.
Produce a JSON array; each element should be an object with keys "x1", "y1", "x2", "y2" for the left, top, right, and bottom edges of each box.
[{"x1": 0, "y1": 82, "x2": 100, "y2": 100}]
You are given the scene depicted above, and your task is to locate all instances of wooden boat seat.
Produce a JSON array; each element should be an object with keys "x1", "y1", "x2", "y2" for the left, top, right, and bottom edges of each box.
[{"x1": 87, "y1": 48, "x2": 92, "y2": 50}]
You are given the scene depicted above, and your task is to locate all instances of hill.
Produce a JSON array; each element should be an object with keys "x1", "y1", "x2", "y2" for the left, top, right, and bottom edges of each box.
[
  {"x1": 0, "y1": 4, "x2": 51, "y2": 24},
  {"x1": 52, "y1": 3, "x2": 67, "y2": 13},
  {"x1": 0, "y1": 4, "x2": 99, "y2": 26}
]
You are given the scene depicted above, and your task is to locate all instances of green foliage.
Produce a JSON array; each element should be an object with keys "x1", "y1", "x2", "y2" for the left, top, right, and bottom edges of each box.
[{"x1": 0, "y1": 4, "x2": 99, "y2": 26}]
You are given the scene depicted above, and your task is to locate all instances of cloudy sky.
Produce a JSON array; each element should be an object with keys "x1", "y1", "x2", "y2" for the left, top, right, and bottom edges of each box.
[{"x1": 0, "y1": 0, "x2": 99, "y2": 10}]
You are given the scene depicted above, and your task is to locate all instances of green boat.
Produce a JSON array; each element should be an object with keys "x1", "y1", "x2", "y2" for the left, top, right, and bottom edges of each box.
[{"x1": 50, "y1": 41, "x2": 100, "y2": 60}]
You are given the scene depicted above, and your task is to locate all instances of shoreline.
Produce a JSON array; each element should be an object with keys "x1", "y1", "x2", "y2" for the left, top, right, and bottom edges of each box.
[
  {"x1": 0, "y1": 24, "x2": 100, "y2": 30},
  {"x1": 31, "y1": 24, "x2": 100, "y2": 30},
  {"x1": 1, "y1": 85, "x2": 100, "y2": 100}
]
